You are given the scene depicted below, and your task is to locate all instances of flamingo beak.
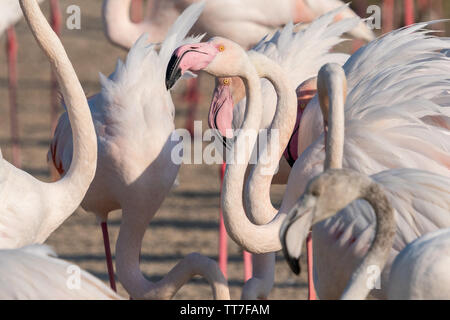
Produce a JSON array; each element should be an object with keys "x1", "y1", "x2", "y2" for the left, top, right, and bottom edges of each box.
[
  {"x1": 166, "y1": 43, "x2": 219, "y2": 90},
  {"x1": 280, "y1": 194, "x2": 315, "y2": 275}
]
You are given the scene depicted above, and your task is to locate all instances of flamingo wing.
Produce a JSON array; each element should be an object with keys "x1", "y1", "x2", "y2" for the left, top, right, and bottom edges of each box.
[{"x1": 0, "y1": 244, "x2": 122, "y2": 299}]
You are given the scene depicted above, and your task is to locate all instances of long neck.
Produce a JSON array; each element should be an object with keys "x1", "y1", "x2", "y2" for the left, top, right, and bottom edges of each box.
[
  {"x1": 103, "y1": 0, "x2": 179, "y2": 50},
  {"x1": 244, "y1": 52, "x2": 298, "y2": 225},
  {"x1": 221, "y1": 54, "x2": 291, "y2": 254},
  {"x1": 340, "y1": 182, "x2": 395, "y2": 300},
  {"x1": 319, "y1": 66, "x2": 346, "y2": 171},
  {"x1": 102, "y1": 0, "x2": 142, "y2": 49},
  {"x1": 20, "y1": 0, "x2": 97, "y2": 229},
  {"x1": 115, "y1": 205, "x2": 230, "y2": 300}
]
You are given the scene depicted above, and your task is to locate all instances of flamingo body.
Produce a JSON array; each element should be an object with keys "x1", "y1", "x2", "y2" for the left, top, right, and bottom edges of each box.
[
  {"x1": 388, "y1": 228, "x2": 450, "y2": 300},
  {"x1": 103, "y1": 0, "x2": 375, "y2": 51},
  {"x1": 0, "y1": 245, "x2": 122, "y2": 300}
]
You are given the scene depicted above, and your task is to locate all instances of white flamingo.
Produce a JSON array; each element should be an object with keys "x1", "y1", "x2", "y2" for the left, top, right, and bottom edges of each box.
[
  {"x1": 280, "y1": 62, "x2": 450, "y2": 299},
  {"x1": 48, "y1": 2, "x2": 230, "y2": 300},
  {"x1": 208, "y1": 7, "x2": 355, "y2": 186},
  {"x1": 0, "y1": 245, "x2": 122, "y2": 300},
  {"x1": 201, "y1": 8, "x2": 359, "y2": 298},
  {"x1": 0, "y1": 0, "x2": 97, "y2": 249},
  {"x1": 104, "y1": 1, "x2": 374, "y2": 286},
  {"x1": 166, "y1": 22, "x2": 450, "y2": 299},
  {"x1": 102, "y1": 0, "x2": 375, "y2": 51}
]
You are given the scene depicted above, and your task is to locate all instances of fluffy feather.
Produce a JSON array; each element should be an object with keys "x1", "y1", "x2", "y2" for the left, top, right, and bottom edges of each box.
[
  {"x1": 233, "y1": 6, "x2": 358, "y2": 131},
  {"x1": 0, "y1": 245, "x2": 122, "y2": 299}
]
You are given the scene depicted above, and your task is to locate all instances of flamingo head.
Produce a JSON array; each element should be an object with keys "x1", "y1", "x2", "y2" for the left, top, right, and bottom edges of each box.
[
  {"x1": 166, "y1": 37, "x2": 250, "y2": 90},
  {"x1": 208, "y1": 76, "x2": 246, "y2": 139}
]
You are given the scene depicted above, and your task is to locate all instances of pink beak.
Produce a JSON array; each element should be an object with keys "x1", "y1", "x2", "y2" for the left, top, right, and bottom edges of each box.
[
  {"x1": 209, "y1": 84, "x2": 234, "y2": 139},
  {"x1": 166, "y1": 42, "x2": 219, "y2": 89}
]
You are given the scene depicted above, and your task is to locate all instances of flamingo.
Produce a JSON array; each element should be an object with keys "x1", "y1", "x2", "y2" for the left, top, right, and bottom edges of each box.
[
  {"x1": 48, "y1": 2, "x2": 230, "y2": 300},
  {"x1": 102, "y1": 0, "x2": 375, "y2": 285},
  {"x1": 166, "y1": 22, "x2": 450, "y2": 299},
  {"x1": 0, "y1": 245, "x2": 122, "y2": 300},
  {"x1": 0, "y1": 0, "x2": 97, "y2": 250},
  {"x1": 209, "y1": 7, "x2": 357, "y2": 186},
  {"x1": 204, "y1": 8, "x2": 360, "y2": 298},
  {"x1": 280, "y1": 62, "x2": 450, "y2": 299}
]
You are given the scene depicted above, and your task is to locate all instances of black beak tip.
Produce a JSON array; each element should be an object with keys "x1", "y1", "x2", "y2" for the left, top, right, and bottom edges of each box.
[
  {"x1": 165, "y1": 54, "x2": 182, "y2": 90},
  {"x1": 287, "y1": 257, "x2": 301, "y2": 275}
]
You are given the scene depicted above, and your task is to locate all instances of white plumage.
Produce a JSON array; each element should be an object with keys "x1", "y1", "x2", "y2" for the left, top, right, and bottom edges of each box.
[
  {"x1": 289, "y1": 28, "x2": 450, "y2": 298},
  {"x1": 0, "y1": 245, "x2": 122, "y2": 299},
  {"x1": 388, "y1": 228, "x2": 450, "y2": 300}
]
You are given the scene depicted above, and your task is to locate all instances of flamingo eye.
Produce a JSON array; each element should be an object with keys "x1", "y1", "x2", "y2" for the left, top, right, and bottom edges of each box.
[
  {"x1": 218, "y1": 45, "x2": 225, "y2": 52},
  {"x1": 223, "y1": 78, "x2": 230, "y2": 85}
]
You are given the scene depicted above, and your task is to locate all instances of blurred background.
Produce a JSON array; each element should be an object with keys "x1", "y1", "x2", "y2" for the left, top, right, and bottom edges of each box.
[{"x1": 0, "y1": 0, "x2": 448, "y2": 299}]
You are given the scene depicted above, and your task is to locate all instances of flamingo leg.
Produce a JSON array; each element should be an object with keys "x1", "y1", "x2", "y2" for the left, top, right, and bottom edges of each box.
[
  {"x1": 101, "y1": 222, "x2": 117, "y2": 292},
  {"x1": 184, "y1": 78, "x2": 200, "y2": 136},
  {"x1": 382, "y1": 0, "x2": 395, "y2": 34},
  {"x1": 131, "y1": 0, "x2": 143, "y2": 23},
  {"x1": 49, "y1": 0, "x2": 62, "y2": 181},
  {"x1": 50, "y1": 0, "x2": 62, "y2": 135},
  {"x1": 306, "y1": 230, "x2": 316, "y2": 300},
  {"x1": 219, "y1": 162, "x2": 228, "y2": 278},
  {"x1": 243, "y1": 250, "x2": 253, "y2": 282},
  {"x1": 6, "y1": 27, "x2": 20, "y2": 168},
  {"x1": 404, "y1": 0, "x2": 415, "y2": 26}
]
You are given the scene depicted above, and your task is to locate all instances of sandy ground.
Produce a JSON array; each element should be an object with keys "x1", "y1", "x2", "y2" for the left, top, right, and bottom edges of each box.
[{"x1": 0, "y1": 0, "x2": 448, "y2": 300}]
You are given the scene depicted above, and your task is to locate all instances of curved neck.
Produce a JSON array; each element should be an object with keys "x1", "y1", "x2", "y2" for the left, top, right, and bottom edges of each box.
[
  {"x1": 102, "y1": 0, "x2": 141, "y2": 49},
  {"x1": 340, "y1": 182, "x2": 395, "y2": 300},
  {"x1": 115, "y1": 206, "x2": 229, "y2": 300},
  {"x1": 245, "y1": 52, "x2": 298, "y2": 224},
  {"x1": 20, "y1": 0, "x2": 97, "y2": 229},
  {"x1": 318, "y1": 64, "x2": 346, "y2": 171},
  {"x1": 222, "y1": 53, "x2": 293, "y2": 254}
]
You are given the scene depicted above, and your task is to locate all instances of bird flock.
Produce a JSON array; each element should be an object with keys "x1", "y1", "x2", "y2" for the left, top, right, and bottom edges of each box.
[{"x1": 0, "y1": 0, "x2": 449, "y2": 300}]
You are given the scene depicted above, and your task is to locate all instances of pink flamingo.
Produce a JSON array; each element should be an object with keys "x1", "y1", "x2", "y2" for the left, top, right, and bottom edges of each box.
[
  {"x1": 205, "y1": 8, "x2": 363, "y2": 299},
  {"x1": 49, "y1": 2, "x2": 230, "y2": 299},
  {"x1": 102, "y1": 0, "x2": 375, "y2": 291},
  {"x1": 281, "y1": 62, "x2": 450, "y2": 299},
  {"x1": 49, "y1": 0, "x2": 62, "y2": 135},
  {"x1": 166, "y1": 8, "x2": 372, "y2": 298},
  {"x1": 166, "y1": 20, "x2": 450, "y2": 300}
]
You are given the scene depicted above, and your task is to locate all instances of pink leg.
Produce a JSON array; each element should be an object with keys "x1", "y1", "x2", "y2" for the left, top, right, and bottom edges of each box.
[
  {"x1": 50, "y1": 0, "x2": 62, "y2": 135},
  {"x1": 101, "y1": 222, "x2": 117, "y2": 292},
  {"x1": 306, "y1": 230, "x2": 316, "y2": 300},
  {"x1": 184, "y1": 78, "x2": 199, "y2": 136},
  {"x1": 243, "y1": 251, "x2": 253, "y2": 282},
  {"x1": 382, "y1": 0, "x2": 395, "y2": 33},
  {"x1": 404, "y1": 0, "x2": 415, "y2": 26},
  {"x1": 131, "y1": 0, "x2": 143, "y2": 23},
  {"x1": 219, "y1": 163, "x2": 228, "y2": 278},
  {"x1": 6, "y1": 27, "x2": 20, "y2": 168},
  {"x1": 352, "y1": 0, "x2": 367, "y2": 52}
]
